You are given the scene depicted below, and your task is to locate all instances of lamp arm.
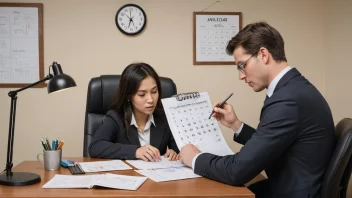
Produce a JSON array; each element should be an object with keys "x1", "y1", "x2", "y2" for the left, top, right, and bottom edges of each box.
[
  {"x1": 5, "y1": 74, "x2": 53, "y2": 176},
  {"x1": 8, "y1": 74, "x2": 53, "y2": 97}
]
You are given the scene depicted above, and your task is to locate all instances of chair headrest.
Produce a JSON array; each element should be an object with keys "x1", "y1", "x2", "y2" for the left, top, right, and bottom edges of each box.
[
  {"x1": 335, "y1": 118, "x2": 352, "y2": 141},
  {"x1": 86, "y1": 75, "x2": 177, "y2": 115}
]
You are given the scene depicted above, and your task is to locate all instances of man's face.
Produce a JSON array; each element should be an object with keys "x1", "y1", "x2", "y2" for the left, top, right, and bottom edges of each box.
[{"x1": 234, "y1": 46, "x2": 267, "y2": 92}]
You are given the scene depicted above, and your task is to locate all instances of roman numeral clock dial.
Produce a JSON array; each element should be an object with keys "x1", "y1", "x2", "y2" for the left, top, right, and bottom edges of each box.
[{"x1": 115, "y1": 4, "x2": 147, "y2": 35}]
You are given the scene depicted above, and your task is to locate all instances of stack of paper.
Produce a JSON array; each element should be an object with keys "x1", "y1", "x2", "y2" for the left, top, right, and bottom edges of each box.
[
  {"x1": 42, "y1": 174, "x2": 147, "y2": 190},
  {"x1": 126, "y1": 156, "x2": 185, "y2": 170},
  {"x1": 135, "y1": 167, "x2": 201, "y2": 182},
  {"x1": 126, "y1": 157, "x2": 200, "y2": 182},
  {"x1": 78, "y1": 160, "x2": 132, "y2": 173}
]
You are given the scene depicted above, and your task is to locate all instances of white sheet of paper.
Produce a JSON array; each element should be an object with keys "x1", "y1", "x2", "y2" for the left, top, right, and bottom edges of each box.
[
  {"x1": 79, "y1": 160, "x2": 132, "y2": 172},
  {"x1": 42, "y1": 174, "x2": 147, "y2": 190},
  {"x1": 42, "y1": 175, "x2": 95, "y2": 189},
  {"x1": 135, "y1": 167, "x2": 201, "y2": 182},
  {"x1": 161, "y1": 92, "x2": 234, "y2": 156},
  {"x1": 94, "y1": 173, "x2": 147, "y2": 190},
  {"x1": 126, "y1": 156, "x2": 185, "y2": 170}
]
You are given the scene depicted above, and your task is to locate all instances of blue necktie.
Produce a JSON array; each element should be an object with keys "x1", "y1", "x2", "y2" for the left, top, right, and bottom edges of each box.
[{"x1": 264, "y1": 95, "x2": 269, "y2": 103}]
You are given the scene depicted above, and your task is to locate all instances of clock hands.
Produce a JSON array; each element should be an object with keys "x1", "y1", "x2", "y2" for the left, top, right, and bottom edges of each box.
[
  {"x1": 126, "y1": 10, "x2": 134, "y2": 29},
  {"x1": 128, "y1": 15, "x2": 137, "y2": 29},
  {"x1": 124, "y1": 14, "x2": 131, "y2": 20},
  {"x1": 123, "y1": 9, "x2": 139, "y2": 30},
  {"x1": 131, "y1": 18, "x2": 137, "y2": 28},
  {"x1": 128, "y1": 18, "x2": 132, "y2": 28}
]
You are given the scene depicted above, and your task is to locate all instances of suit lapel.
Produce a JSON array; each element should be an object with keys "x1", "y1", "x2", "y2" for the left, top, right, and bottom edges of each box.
[
  {"x1": 127, "y1": 126, "x2": 141, "y2": 146},
  {"x1": 150, "y1": 116, "x2": 164, "y2": 149}
]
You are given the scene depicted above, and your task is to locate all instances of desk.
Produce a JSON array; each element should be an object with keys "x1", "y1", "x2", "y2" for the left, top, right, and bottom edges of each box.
[{"x1": 0, "y1": 157, "x2": 260, "y2": 198}]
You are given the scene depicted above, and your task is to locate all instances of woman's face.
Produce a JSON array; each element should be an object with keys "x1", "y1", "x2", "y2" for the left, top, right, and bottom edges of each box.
[{"x1": 131, "y1": 76, "x2": 159, "y2": 117}]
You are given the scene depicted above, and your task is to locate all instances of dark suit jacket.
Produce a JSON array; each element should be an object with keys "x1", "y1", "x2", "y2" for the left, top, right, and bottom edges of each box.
[
  {"x1": 88, "y1": 109, "x2": 179, "y2": 159},
  {"x1": 194, "y1": 68, "x2": 335, "y2": 198}
]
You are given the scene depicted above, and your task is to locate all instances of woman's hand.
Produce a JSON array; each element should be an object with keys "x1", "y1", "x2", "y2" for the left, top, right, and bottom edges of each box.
[
  {"x1": 135, "y1": 145, "x2": 161, "y2": 162},
  {"x1": 164, "y1": 149, "x2": 178, "y2": 161}
]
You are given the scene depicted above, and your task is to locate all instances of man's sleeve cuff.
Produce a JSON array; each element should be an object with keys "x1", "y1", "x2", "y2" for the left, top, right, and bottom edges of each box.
[
  {"x1": 234, "y1": 123, "x2": 244, "y2": 137},
  {"x1": 192, "y1": 153, "x2": 203, "y2": 171}
]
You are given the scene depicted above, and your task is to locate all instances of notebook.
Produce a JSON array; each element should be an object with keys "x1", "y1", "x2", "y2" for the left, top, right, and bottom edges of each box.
[
  {"x1": 42, "y1": 173, "x2": 147, "y2": 190},
  {"x1": 161, "y1": 92, "x2": 233, "y2": 156}
]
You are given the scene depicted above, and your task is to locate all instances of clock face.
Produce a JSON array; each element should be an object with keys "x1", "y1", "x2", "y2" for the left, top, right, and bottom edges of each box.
[{"x1": 115, "y1": 4, "x2": 147, "y2": 35}]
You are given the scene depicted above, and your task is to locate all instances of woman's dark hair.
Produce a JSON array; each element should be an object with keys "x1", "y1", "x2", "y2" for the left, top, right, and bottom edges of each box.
[{"x1": 110, "y1": 63, "x2": 163, "y2": 132}]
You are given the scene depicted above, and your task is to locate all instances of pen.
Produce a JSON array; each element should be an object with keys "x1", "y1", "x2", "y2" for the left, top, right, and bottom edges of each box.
[
  {"x1": 46, "y1": 137, "x2": 52, "y2": 150},
  {"x1": 208, "y1": 92, "x2": 234, "y2": 119},
  {"x1": 56, "y1": 138, "x2": 59, "y2": 150},
  {"x1": 52, "y1": 140, "x2": 56, "y2": 150},
  {"x1": 40, "y1": 140, "x2": 47, "y2": 150},
  {"x1": 41, "y1": 138, "x2": 48, "y2": 150}
]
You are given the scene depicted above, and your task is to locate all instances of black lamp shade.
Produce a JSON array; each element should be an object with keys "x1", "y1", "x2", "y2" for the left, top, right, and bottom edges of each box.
[
  {"x1": 47, "y1": 62, "x2": 76, "y2": 93},
  {"x1": 48, "y1": 74, "x2": 76, "y2": 93}
]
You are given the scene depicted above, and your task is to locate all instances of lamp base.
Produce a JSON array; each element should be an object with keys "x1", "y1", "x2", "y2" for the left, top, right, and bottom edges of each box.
[{"x1": 0, "y1": 172, "x2": 41, "y2": 186}]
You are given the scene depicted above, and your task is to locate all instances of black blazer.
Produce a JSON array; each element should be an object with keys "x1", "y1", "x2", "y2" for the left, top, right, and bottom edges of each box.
[
  {"x1": 194, "y1": 68, "x2": 335, "y2": 198},
  {"x1": 88, "y1": 109, "x2": 179, "y2": 159}
]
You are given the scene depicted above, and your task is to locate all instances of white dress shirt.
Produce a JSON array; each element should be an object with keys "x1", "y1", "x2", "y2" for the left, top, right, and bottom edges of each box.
[
  {"x1": 191, "y1": 66, "x2": 292, "y2": 170},
  {"x1": 130, "y1": 113, "x2": 155, "y2": 146}
]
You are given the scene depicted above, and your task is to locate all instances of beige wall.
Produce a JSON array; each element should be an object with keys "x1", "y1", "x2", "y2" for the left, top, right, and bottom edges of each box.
[
  {"x1": 325, "y1": 0, "x2": 352, "y2": 196},
  {"x1": 0, "y1": 0, "x2": 350, "y2": 194},
  {"x1": 326, "y1": 0, "x2": 352, "y2": 122}
]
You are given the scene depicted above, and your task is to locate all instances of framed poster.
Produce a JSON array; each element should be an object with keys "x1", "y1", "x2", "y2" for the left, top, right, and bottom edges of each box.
[
  {"x1": 0, "y1": 3, "x2": 44, "y2": 88},
  {"x1": 193, "y1": 12, "x2": 242, "y2": 65}
]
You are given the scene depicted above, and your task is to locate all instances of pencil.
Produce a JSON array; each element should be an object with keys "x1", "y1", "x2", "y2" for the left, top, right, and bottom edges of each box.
[{"x1": 57, "y1": 140, "x2": 65, "y2": 150}]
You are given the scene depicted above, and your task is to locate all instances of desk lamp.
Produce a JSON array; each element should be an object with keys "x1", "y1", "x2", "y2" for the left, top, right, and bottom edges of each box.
[{"x1": 0, "y1": 61, "x2": 76, "y2": 186}]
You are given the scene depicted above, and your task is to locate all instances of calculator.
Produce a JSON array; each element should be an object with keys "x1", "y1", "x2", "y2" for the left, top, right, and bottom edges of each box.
[
  {"x1": 68, "y1": 164, "x2": 85, "y2": 175},
  {"x1": 60, "y1": 159, "x2": 74, "y2": 167}
]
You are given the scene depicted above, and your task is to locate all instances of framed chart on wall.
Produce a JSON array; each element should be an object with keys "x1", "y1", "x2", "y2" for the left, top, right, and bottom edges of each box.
[
  {"x1": 193, "y1": 12, "x2": 242, "y2": 65},
  {"x1": 0, "y1": 3, "x2": 44, "y2": 88}
]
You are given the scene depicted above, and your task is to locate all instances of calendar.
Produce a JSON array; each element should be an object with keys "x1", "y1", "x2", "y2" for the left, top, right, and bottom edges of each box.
[
  {"x1": 161, "y1": 92, "x2": 233, "y2": 156},
  {"x1": 193, "y1": 12, "x2": 242, "y2": 65}
]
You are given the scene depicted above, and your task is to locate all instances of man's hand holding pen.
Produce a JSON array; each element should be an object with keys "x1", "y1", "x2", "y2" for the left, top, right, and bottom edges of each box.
[{"x1": 211, "y1": 101, "x2": 242, "y2": 132}]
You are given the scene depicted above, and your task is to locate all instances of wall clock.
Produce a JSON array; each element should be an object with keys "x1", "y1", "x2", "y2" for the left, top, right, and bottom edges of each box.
[{"x1": 115, "y1": 4, "x2": 147, "y2": 35}]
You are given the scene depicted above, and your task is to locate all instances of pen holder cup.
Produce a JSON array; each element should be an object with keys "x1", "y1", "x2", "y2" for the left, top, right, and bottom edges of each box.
[{"x1": 37, "y1": 149, "x2": 62, "y2": 171}]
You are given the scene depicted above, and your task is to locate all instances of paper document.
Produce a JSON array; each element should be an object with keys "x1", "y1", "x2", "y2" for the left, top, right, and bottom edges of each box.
[
  {"x1": 135, "y1": 167, "x2": 201, "y2": 182},
  {"x1": 78, "y1": 160, "x2": 132, "y2": 173},
  {"x1": 42, "y1": 174, "x2": 147, "y2": 190},
  {"x1": 161, "y1": 92, "x2": 234, "y2": 156},
  {"x1": 126, "y1": 156, "x2": 185, "y2": 170}
]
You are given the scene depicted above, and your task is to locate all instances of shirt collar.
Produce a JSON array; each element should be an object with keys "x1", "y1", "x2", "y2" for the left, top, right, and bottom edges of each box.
[
  {"x1": 267, "y1": 66, "x2": 292, "y2": 97},
  {"x1": 130, "y1": 112, "x2": 155, "y2": 129}
]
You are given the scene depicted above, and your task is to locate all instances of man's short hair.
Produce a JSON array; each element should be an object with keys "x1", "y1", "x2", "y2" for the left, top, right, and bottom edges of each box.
[{"x1": 226, "y1": 22, "x2": 287, "y2": 62}]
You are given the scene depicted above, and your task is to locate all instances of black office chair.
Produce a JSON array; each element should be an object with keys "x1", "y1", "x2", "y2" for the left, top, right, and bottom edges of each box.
[
  {"x1": 83, "y1": 75, "x2": 177, "y2": 157},
  {"x1": 321, "y1": 118, "x2": 352, "y2": 198}
]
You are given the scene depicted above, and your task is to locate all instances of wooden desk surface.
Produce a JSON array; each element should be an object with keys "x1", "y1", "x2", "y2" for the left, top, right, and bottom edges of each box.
[{"x1": 0, "y1": 157, "x2": 257, "y2": 198}]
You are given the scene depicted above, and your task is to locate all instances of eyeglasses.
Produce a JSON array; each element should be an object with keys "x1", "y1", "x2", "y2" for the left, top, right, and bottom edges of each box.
[{"x1": 236, "y1": 49, "x2": 260, "y2": 74}]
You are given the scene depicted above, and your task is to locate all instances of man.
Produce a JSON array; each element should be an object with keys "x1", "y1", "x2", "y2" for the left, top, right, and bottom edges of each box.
[{"x1": 179, "y1": 22, "x2": 335, "y2": 198}]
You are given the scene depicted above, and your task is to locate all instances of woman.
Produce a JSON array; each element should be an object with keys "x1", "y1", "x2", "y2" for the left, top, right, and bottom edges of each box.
[{"x1": 89, "y1": 63, "x2": 179, "y2": 161}]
